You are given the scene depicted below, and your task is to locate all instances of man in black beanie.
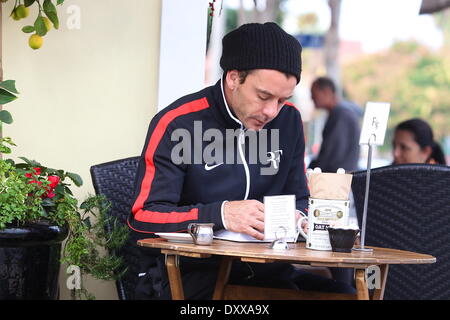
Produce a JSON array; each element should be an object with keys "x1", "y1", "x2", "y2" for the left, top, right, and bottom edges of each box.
[{"x1": 130, "y1": 22, "x2": 355, "y2": 299}]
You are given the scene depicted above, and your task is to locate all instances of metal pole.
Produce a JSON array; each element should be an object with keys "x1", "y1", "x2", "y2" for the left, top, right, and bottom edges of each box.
[{"x1": 353, "y1": 134, "x2": 375, "y2": 253}]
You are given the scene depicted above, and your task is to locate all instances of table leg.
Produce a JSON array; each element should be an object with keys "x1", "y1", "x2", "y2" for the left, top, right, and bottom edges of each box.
[
  {"x1": 372, "y1": 264, "x2": 389, "y2": 300},
  {"x1": 355, "y1": 269, "x2": 369, "y2": 300},
  {"x1": 166, "y1": 254, "x2": 184, "y2": 300},
  {"x1": 212, "y1": 256, "x2": 233, "y2": 300}
]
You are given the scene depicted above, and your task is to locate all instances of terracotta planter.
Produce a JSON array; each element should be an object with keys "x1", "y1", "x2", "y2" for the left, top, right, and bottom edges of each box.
[{"x1": 0, "y1": 221, "x2": 69, "y2": 300}]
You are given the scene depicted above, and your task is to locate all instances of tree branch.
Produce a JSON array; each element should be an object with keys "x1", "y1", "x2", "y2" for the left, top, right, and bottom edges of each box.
[{"x1": 419, "y1": 0, "x2": 450, "y2": 14}]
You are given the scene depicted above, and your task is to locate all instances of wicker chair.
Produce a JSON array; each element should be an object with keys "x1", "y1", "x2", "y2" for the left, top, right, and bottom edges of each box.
[
  {"x1": 351, "y1": 164, "x2": 450, "y2": 300},
  {"x1": 90, "y1": 156, "x2": 141, "y2": 300}
]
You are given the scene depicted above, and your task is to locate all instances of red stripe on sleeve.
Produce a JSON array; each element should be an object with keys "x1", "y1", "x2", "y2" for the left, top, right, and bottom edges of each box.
[
  {"x1": 134, "y1": 208, "x2": 199, "y2": 224},
  {"x1": 131, "y1": 97, "x2": 209, "y2": 223},
  {"x1": 285, "y1": 101, "x2": 299, "y2": 111}
]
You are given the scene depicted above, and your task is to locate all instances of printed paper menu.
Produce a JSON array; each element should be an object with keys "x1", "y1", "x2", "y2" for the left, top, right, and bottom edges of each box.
[
  {"x1": 213, "y1": 194, "x2": 298, "y2": 243},
  {"x1": 264, "y1": 195, "x2": 297, "y2": 242}
]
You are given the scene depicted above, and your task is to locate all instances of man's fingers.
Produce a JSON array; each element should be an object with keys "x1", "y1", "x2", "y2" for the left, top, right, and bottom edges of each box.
[
  {"x1": 255, "y1": 210, "x2": 265, "y2": 222},
  {"x1": 246, "y1": 227, "x2": 265, "y2": 240},
  {"x1": 251, "y1": 219, "x2": 265, "y2": 233},
  {"x1": 302, "y1": 223, "x2": 309, "y2": 234},
  {"x1": 223, "y1": 199, "x2": 266, "y2": 238},
  {"x1": 254, "y1": 200, "x2": 265, "y2": 213}
]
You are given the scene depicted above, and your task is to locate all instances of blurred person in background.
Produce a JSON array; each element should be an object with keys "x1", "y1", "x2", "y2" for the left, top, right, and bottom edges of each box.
[
  {"x1": 308, "y1": 77, "x2": 362, "y2": 287},
  {"x1": 308, "y1": 77, "x2": 362, "y2": 173},
  {"x1": 393, "y1": 118, "x2": 446, "y2": 165}
]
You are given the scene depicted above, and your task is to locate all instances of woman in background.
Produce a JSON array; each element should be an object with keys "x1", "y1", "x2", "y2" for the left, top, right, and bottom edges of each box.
[{"x1": 393, "y1": 118, "x2": 446, "y2": 165}]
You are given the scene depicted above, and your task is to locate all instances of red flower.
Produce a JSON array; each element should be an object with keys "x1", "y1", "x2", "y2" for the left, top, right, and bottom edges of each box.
[
  {"x1": 47, "y1": 176, "x2": 60, "y2": 189},
  {"x1": 47, "y1": 191, "x2": 56, "y2": 199},
  {"x1": 28, "y1": 180, "x2": 42, "y2": 186},
  {"x1": 24, "y1": 169, "x2": 61, "y2": 199},
  {"x1": 25, "y1": 167, "x2": 41, "y2": 178}
]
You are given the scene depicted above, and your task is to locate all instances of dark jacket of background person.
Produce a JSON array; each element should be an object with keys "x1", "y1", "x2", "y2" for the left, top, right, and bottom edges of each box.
[{"x1": 309, "y1": 100, "x2": 362, "y2": 173}]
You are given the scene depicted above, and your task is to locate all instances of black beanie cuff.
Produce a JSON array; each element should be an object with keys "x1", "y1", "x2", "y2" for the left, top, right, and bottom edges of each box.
[{"x1": 220, "y1": 22, "x2": 302, "y2": 83}]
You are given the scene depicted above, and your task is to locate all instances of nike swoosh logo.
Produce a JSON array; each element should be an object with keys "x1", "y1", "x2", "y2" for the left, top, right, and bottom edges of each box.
[{"x1": 204, "y1": 162, "x2": 224, "y2": 171}]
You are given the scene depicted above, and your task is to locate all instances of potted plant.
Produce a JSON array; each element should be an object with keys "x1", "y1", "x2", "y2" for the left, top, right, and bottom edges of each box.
[{"x1": 0, "y1": 80, "x2": 129, "y2": 300}]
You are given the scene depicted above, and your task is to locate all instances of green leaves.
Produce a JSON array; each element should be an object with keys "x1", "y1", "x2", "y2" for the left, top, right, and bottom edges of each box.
[
  {"x1": 66, "y1": 172, "x2": 83, "y2": 187},
  {"x1": 41, "y1": 197, "x2": 55, "y2": 207},
  {"x1": 62, "y1": 194, "x2": 129, "y2": 299},
  {"x1": 0, "y1": 80, "x2": 19, "y2": 105},
  {"x1": 0, "y1": 80, "x2": 19, "y2": 94},
  {"x1": 0, "y1": 138, "x2": 15, "y2": 154},
  {"x1": 0, "y1": 90, "x2": 17, "y2": 105},
  {"x1": 31, "y1": 1, "x2": 59, "y2": 37},
  {"x1": 0, "y1": 160, "x2": 40, "y2": 227},
  {"x1": 12, "y1": 0, "x2": 64, "y2": 49},
  {"x1": 18, "y1": 156, "x2": 42, "y2": 167},
  {"x1": 0, "y1": 80, "x2": 18, "y2": 127},
  {"x1": 24, "y1": 0, "x2": 36, "y2": 7},
  {"x1": 22, "y1": 25, "x2": 35, "y2": 33},
  {"x1": 0, "y1": 110, "x2": 13, "y2": 124},
  {"x1": 34, "y1": 15, "x2": 48, "y2": 36},
  {"x1": 1, "y1": 151, "x2": 127, "y2": 300},
  {"x1": 43, "y1": 0, "x2": 59, "y2": 29}
]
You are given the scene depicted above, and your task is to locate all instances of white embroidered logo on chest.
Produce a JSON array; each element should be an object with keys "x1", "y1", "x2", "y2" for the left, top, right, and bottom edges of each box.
[
  {"x1": 267, "y1": 150, "x2": 283, "y2": 169},
  {"x1": 204, "y1": 162, "x2": 224, "y2": 171}
]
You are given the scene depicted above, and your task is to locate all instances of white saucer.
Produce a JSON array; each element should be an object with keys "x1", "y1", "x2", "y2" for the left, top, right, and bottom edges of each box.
[{"x1": 155, "y1": 232, "x2": 193, "y2": 244}]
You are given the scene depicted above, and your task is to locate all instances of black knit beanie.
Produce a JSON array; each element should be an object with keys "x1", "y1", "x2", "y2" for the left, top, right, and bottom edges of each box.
[{"x1": 220, "y1": 22, "x2": 302, "y2": 83}]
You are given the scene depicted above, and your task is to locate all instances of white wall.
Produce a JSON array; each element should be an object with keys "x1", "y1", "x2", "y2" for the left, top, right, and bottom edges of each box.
[
  {"x1": 2, "y1": 0, "x2": 161, "y2": 300},
  {"x1": 157, "y1": 0, "x2": 208, "y2": 110},
  {"x1": 3, "y1": 0, "x2": 210, "y2": 300}
]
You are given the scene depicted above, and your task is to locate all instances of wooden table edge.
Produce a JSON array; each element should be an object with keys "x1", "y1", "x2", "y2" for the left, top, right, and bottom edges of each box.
[{"x1": 137, "y1": 238, "x2": 436, "y2": 266}]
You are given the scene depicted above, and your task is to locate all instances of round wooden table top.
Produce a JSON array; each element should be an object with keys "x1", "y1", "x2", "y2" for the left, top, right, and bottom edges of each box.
[{"x1": 138, "y1": 238, "x2": 436, "y2": 267}]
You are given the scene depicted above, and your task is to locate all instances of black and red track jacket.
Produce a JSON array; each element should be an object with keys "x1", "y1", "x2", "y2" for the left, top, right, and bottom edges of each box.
[{"x1": 127, "y1": 79, "x2": 309, "y2": 236}]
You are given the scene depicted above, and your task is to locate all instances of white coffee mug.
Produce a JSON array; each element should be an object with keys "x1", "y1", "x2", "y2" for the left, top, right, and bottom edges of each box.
[{"x1": 297, "y1": 198, "x2": 350, "y2": 251}]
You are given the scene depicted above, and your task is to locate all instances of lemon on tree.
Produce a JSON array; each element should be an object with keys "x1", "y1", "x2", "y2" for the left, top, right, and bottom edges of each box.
[
  {"x1": 15, "y1": 4, "x2": 30, "y2": 19},
  {"x1": 10, "y1": 8, "x2": 21, "y2": 21},
  {"x1": 29, "y1": 34, "x2": 43, "y2": 50},
  {"x1": 42, "y1": 17, "x2": 53, "y2": 31},
  {"x1": 8, "y1": 0, "x2": 64, "y2": 50}
]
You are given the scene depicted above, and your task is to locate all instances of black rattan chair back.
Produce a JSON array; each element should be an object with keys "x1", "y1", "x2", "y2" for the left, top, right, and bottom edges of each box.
[
  {"x1": 90, "y1": 156, "x2": 140, "y2": 300},
  {"x1": 352, "y1": 163, "x2": 450, "y2": 300}
]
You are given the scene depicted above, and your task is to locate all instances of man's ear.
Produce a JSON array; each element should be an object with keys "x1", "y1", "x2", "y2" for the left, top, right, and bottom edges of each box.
[{"x1": 225, "y1": 70, "x2": 239, "y2": 91}]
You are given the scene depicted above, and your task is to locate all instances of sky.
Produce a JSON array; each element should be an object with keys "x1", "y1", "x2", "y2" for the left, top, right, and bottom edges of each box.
[
  {"x1": 226, "y1": 0, "x2": 444, "y2": 53},
  {"x1": 340, "y1": 0, "x2": 443, "y2": 52}
]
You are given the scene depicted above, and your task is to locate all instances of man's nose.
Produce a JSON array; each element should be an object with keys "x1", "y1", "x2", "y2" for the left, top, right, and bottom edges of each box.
[{"x1": 262, "y1": 102, "x2": 279, "y2": 119}]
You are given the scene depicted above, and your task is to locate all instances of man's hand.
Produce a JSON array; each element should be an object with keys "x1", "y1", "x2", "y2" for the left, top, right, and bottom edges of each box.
[
  {"x1": 301, "y1": 219, "x2": 308, "y2": 235},
  {"x1": 223, "y1": 200, "x2": 265, "y2": 240},
  {"x1": 295, "y1": 210, "x2": 308, "y2": 236}
]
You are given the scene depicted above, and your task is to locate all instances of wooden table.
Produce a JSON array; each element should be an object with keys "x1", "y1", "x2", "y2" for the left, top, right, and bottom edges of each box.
[{"x1": 137, "y1": 238, "x2": 436, "y2": 300}]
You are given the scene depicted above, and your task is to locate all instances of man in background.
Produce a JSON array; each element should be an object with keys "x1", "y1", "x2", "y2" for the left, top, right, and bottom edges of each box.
[
  {"x1": 308, "y1": 77, "x2": 362, "y2": 173},
  {"x1": 308, "y1": 77, "x2": 362, "y2": 286}
]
